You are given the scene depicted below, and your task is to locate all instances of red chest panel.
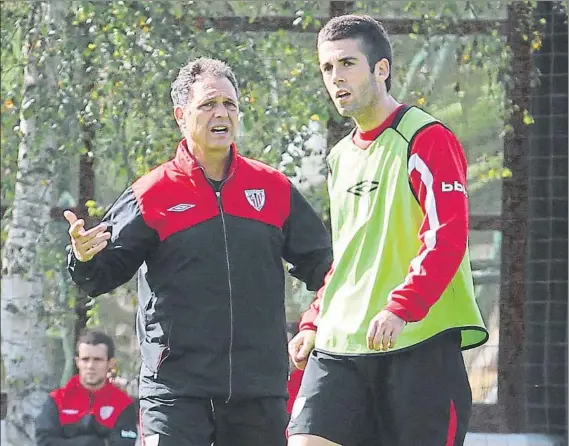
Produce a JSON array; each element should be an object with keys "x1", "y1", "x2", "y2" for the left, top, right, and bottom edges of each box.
[
  {"x1": 51, "y1": 376, "x2": 132, "y2": 429},
  {"x1": 133, "y1": 157, "x2": 291, "y2": 241}
]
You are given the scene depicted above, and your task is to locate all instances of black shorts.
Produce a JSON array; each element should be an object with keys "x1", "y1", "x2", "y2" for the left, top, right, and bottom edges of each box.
[
  {"x1": 287, "y1": 331, "x2": 472, "y2": 446},
  {"x1": 139, "y1": 395, "x2": 288, "y2": 446}
]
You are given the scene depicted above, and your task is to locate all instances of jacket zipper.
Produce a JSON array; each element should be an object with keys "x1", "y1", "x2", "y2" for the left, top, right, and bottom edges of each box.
[
  {"x1": 216, "y1": 189, "x2": 234, "y2": 403},
  {"x1": 153, "y1": 321, "x2": 173, "y2": 379},
  {"x1": 153, "y1": 347, "x2": 170, "y2": 380},
  {"x1": 205, "y1": 170, "x2": 235, "y2": 402}
]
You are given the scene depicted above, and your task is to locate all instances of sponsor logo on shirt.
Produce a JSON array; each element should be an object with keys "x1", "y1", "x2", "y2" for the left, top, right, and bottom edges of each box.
[
  {"x1": 61, "y1": 409, "x2": 79, "y2": 415},
  {"x1": 441, "y1": 181, "x2": 467, "y2": 196},
  {"x1": 121, "y1": 429, "x2": 137, "y2": 439}
]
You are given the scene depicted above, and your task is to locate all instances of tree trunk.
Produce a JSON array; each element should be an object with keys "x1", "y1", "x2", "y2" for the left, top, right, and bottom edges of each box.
[{"x1": 1, "y1": 2, "x2": 64, "y2": 444}]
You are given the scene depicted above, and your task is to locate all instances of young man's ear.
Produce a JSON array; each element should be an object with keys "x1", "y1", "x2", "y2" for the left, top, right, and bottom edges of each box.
[
  {"x1": 108, "y1": 357, "x2": 117, "y2": 372},
  {"x1": 374, "y1": 58, "x2": 390, "y2": 84}
]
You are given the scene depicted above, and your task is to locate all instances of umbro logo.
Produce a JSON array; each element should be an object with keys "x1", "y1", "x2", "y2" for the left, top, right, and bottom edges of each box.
[
  {"x1": 167, "y1": 203, "x2": 195, "y2": 212},
  {"x1": 347, "y1": 180, "x2": 380, "y2": 196}
]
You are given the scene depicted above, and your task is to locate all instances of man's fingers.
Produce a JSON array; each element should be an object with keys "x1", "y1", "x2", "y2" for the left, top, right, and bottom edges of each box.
[
  {"x1": 366, "y1": 320, "x2": 378, "y2": 350},
  {"x1": 73, "y1": 232, "x2": 110, "y2": 253},
  {"x1": 387, "y1": 328, "x2": 401, "y2": 349},
  {"x1": 288, "y1": 340, "x2": 300, "y2": 359},
  {"x1": 373, "y1": 329, "x2": 385, "y2": 351},
  {"x1": 83, "y1": 241, "x2": 108, "y2": 259},
  {"x1": 289, "y1": 343, "x2": 305, "y2": 370},
  {"x1": 289, "y1": 331, "x2": 315, "y2": 370},
  {"x1": 297, "y1": 342, "x2": 312, "y2": 361},
  {"x1": 68, "y1": 219, "x2": 85, "y2": 238},
  {"x1": 295, "y1": 358, "x2": 308, "y2": 371},
  {"x1": 81, "y1": 224, "x2": 110, "y2": 243},
  {"x1": 381, "y1": 330, "x2": 394, "y2": 350},
  {"x1": 63, "y1": 210, "x2": 77, "y2": 226}
]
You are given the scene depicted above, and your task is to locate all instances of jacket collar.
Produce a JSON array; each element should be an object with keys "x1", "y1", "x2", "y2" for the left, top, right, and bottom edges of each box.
[{"x1": 173, "y1": 138, "x2": 239, "y2": 179}]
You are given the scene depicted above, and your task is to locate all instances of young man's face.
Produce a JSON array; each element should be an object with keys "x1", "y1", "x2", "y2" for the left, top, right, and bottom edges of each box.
[
  {"x1": 75, "y1": 343, "x2": 113, "y2": 391},
  {"x1": 175, "y1": 75, "x2": 239, "y2": 154},
  {"x1": 318, "y1": 38, "x2": 383, "y2": 122}
]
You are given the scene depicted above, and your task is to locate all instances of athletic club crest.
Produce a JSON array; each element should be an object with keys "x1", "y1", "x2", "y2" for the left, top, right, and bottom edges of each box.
[
  {"x1": 100, "y1": 406, "x2": 114, "y2": 420},
  {"x1": 245, "y1": 189, "x2": 265, "y2": 211}
]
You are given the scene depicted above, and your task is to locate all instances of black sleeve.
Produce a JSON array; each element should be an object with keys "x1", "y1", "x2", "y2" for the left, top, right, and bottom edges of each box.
[
  {"x1": 282, "y1": 183, "x2": 333, "y2": 291},
  {"x1": 67, "y1": 187, "x2": 160, "y2": 297},
  {"x1": 107, "y1": 402, "x2": 138, "y2": 446},
  {"x1": 35, "y1": 397, "x2": 104, "y2": 446}
]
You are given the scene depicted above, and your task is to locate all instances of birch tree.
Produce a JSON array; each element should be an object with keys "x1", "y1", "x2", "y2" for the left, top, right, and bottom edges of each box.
[{"x1": 1, "y1": 2, "x2": 65, "y2": 443}]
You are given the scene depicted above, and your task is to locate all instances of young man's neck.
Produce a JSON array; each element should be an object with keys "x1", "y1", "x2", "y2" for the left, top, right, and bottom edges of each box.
[
  {"x1": 189, "y1": 143, "x2": 231, "y2": 181},
  {"x1": 81, "y1": 380, "x2": 106, "y2": 393},
  {"x1": 354, "y1": 94, "x2": 400, "y2": 132}
]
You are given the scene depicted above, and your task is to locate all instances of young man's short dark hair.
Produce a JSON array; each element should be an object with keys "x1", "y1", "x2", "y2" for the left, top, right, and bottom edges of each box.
[
  {"x1": 317, "y1": 14, "x2": 393, "y2": 91},
  {"x1": 76, "y1": 329, "x2": 115, "y2": 359}
]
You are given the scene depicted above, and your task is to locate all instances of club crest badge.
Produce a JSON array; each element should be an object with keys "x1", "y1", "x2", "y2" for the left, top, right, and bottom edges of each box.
[
  {"x1": 100, "y1": 406, "x2": 114, "y2": 420},
  {"x1": 245, "y1": 189, "x2": 266, "y2": 211}
]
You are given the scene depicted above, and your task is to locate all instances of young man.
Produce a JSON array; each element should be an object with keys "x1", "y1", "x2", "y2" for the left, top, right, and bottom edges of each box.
[
  {"x1": 287, "y1": 15, "x2": 489, "y2": 446},
  {"x1": 35, "y1": 330, "x2": 137, "y2": 446},
  {"x1": 64, "y1": 58, "x2": 333, "y2": 446}
]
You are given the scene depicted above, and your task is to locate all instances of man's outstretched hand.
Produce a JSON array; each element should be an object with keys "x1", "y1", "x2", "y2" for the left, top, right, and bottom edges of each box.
[{"x1": 64, "y1": 210, "x2": 111, "y2": 262}]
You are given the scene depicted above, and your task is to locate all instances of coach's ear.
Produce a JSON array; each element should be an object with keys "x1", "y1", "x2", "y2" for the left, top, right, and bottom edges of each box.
[{"x1": 174, "y1": 106, "x2": 185, "y2": 128}]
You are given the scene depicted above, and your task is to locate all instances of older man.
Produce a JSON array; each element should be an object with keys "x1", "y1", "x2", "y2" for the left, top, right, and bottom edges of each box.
[{"x1": 64, "y1": 57, "x2": 332, "y2": 446}]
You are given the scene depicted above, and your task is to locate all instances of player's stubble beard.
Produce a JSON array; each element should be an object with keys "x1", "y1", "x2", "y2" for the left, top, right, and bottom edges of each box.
[{"x1": 335, "y1": 73, "x2": 380, "y2": 123}]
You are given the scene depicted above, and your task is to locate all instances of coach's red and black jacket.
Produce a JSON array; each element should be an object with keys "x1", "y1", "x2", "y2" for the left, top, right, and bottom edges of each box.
[
  {"x1": 35, "y1": 375, "x2": 137, "y2": 446},
  {"x1": 68, "y1": 140, "x2": 332, "y2": 400}
]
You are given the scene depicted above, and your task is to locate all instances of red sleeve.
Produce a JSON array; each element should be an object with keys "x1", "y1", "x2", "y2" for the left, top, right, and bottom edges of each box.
[
  {"x1": 384, "y1": 123, "x2": 469, "y2": 322},
  {"x1": 298, "y1": 266, "x2": 334, "y2": 331}
]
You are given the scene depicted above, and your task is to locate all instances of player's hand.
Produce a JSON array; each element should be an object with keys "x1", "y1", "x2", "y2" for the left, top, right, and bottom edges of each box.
[
  {"x1": 64, "y1": 210, "x2": 111, "y2": 262},
  {"x1": 288, "y1": 330, "x2": 316, "y2": 370},
  {"x1": 366, "y1": 309, "x2": 407, "y2": 351}
]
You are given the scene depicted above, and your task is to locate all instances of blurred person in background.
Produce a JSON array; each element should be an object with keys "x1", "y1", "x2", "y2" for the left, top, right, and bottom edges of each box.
[{"x1": 35, "y1": 330, "x2": 137, "y2": 446}]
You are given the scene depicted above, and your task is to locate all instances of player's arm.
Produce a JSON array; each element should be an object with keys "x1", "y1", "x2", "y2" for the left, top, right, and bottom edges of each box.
[
  {"x1": 384, "y1": 123, "x2": 470, "y2": 322},
  {"x1": 282, "y1": 182, "x2": 333, "y2": 292},
  {"x1": 297, "y1": 263, "x2": 334, "y2": 332},
  {"x1": 66, "y1": 187, "x2": 160, "y2": 297}
]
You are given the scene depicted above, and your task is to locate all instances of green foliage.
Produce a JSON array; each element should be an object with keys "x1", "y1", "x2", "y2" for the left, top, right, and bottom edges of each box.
[{"x1": 2, "y1": 0, "x2": 535, "y2": 209}]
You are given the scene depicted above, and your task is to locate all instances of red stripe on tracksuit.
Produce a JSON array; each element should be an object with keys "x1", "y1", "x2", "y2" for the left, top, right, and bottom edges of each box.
[{"x1": 446, "y1": 399, "x2": 458, "y2": 446}]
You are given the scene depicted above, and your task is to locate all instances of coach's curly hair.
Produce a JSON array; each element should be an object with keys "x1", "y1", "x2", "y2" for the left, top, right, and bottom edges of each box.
[{"x1": 171, "y1": 57, "x2": 240, "y2": 108}]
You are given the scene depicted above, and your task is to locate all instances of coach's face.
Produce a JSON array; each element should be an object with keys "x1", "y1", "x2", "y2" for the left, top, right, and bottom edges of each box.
[
  {"x1": 318, "y1": 38, "x2": 388, "y2": 129},
  {"x1": 175, "y1": 75, "x2": 239, "y2": 155}
]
